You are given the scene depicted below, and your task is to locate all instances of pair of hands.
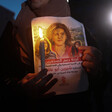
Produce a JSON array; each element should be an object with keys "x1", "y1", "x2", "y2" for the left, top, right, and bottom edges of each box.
[{"x1": 19, "y1": 46, "x2": 102, "y2": 99}]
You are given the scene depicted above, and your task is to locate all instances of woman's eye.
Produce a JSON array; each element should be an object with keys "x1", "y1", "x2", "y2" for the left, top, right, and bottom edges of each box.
[{"x1": 54, "y1": 33, "x2": 59, "y2": 36}]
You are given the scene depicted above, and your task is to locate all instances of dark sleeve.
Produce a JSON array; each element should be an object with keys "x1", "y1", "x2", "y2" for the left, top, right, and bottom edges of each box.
[
  {"x1": 85, "y1": 26, "x2": 98, "y2": 47},
  {"x1": 84, "y1": 26, "x2": 108, "y2": 91},
  {"x1": 0, "y1": 21, "x2": 28, "y2": 78},
  {"x1": 0, "y1": 21, "x2": 28, "y2": 108}
]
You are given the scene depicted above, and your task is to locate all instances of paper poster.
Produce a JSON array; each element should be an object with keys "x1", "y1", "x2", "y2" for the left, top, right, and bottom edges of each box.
[{"x1": 31, "y1": 16, "x2": 89, "y2": 95}]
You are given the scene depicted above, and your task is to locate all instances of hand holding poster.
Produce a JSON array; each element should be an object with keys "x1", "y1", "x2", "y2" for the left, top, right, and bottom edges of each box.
[{"x1": 31, "y1": 16, "x2": 89, "y2": 95}]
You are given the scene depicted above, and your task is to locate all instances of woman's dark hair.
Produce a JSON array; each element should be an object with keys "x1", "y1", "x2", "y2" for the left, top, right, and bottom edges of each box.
[
  {"x1": 74, "y1": 40, "x2": 81, "y2": 46},
  {"x1": 47, "y1": 23, "x2": 72, "y2": 46}
]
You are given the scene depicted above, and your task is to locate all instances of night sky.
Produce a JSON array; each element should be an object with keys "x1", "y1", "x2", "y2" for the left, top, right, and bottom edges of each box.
[{"x1": 0, "y1": 0, "x2": 26, "y2": 19}]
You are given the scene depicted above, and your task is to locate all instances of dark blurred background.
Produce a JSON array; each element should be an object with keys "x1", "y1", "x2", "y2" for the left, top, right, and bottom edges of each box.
[
  {"x1": 0, "y1": 0, "x2": 112, "y2": 112},
  {"x1": 69, "y1": 0, "x2": 112, "y2": 112}
]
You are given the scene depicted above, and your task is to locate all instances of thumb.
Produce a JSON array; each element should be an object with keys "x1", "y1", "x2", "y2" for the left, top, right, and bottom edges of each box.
[{"x1": 79, "y1": 46, "x2": 88, "y2": 51}]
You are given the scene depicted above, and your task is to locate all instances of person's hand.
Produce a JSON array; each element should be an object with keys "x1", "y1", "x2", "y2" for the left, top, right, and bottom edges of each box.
[
  {"x1": 79, "y1": 46, "x2": 102, "y2": 77},
  {"x1": 18, "y1": 69, "x2": 58, "y2": 99}
]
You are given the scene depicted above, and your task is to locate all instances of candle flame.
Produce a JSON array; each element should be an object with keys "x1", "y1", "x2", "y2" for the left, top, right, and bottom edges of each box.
[{"x1": 39, "y1": 28, "x2": 43, "y2": 39}]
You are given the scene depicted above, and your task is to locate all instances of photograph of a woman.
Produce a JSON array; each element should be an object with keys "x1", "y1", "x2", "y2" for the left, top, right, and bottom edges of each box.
[
  {"x1": 72, "y1": 40, "x2": 82, "y2": 57},
  {"x1": 47, "y1": 23, "x2": 73, "y2": 58}
]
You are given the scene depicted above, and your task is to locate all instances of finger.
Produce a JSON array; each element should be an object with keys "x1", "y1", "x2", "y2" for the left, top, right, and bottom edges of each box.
[
  {"x1": 84, "y1": 49, "x2": 102, "y2": 59},
  {"x1": 82, "y1": 54, "x2": 95, "y2": 62},
  {"x1": 25, "y1": 73, "x2": 37, "y2": 78},
  {"x1": 79, "y1": 46, "x2": 102, "y2": 58},
  {"x1": 25, "y1": 73, "x2": 37, "y2": 81},
  {"x1": 82, "y1": 61, "x2": 95, "y2": 70},
  {"x1": 82, "y1": 61, "x2": 95, "y2": 74},
  {"x1": 20, "y1": 73, "x2": 38, "y2": 85},
  {"x1": 27, "y1": 69, "x2": 48, "y2": 85},
  {"x1": 79, "y1": 46, "x2": 96, "y2": 51},
  {"x1": 37, "y1": 74, "x2": 53, "y2": 86},
  {"x1": 43, "y1": 78, "x2": 58, "y2": 93}
]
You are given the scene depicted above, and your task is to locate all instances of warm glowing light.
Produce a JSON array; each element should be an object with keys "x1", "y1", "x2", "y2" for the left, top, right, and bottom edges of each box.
[
  {"x1": 67, "y1": 0, "x2": 69, "y2": 2},
  {"x1": 39, "y1": 28, "x2": 43, "y2": 39}
]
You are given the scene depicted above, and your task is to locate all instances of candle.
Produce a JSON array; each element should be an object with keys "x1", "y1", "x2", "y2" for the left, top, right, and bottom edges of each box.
[{"x1": 39, "y1": 28, "x2": 45, "y2": 70}]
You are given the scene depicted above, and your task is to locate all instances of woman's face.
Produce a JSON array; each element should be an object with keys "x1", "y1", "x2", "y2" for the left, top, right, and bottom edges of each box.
[
  {"x1": 52, "y1": 28, "x2": 67, "y2": 46},
  {"x1": 75, "y1": 42, "x2": 80, "y2": 48},
  {"x1": 29, "y1": 0, "x2": 50, "y2": 9}
]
